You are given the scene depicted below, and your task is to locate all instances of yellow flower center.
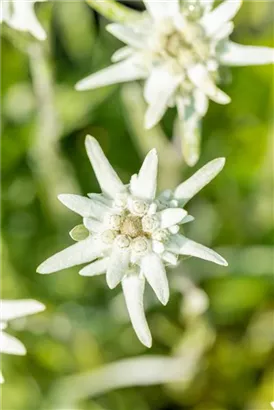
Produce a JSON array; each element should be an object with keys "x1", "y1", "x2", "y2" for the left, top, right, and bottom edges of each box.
[
  {"x1": 120, "y1": 215, "x2": 143, "y2": 238},
  {"x1": 151, "y1": 17, "x2": 211, "y2": 74}
]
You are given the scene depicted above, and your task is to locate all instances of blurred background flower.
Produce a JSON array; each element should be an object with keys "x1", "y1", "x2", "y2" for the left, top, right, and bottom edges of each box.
[
  {"x1": 0, "y1": 299, "x2": 45, "y2": 383},
  {"x1": 1, "y1": 1, "x2": 273, "y2": 410},
  {"x1": 75, "y1": 0, "x2": 274, "y2": 166},
  {"x1": 0, "y1": 0, "x2": 47, "y2": 40}
]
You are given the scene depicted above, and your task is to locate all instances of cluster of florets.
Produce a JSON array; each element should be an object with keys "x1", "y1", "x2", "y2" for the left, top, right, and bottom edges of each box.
[
  {"x1": 147, "y1": 15, "x2": 215, "y2": 78},
  {"x1": 89, "y1": 191, "x2": 182, "y2": 267}
]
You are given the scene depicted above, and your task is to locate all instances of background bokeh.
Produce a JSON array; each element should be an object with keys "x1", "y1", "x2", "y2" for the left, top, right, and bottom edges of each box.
[{"x1": 1, "y1": 1, "x2": 274, "y2": 409}]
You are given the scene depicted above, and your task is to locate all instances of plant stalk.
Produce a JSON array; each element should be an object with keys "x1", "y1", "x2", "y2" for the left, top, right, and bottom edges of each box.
[
  {"x1": 86, "y1": 0, "x2": 140, "y2": 23},
  {"x1": 28, "y1": 44, "x2": 79, "y2": 223}
]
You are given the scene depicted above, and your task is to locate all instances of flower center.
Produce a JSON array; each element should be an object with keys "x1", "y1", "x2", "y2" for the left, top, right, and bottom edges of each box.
[
  {"x1": 142, "y1": 214, "x2": 159, "y2": 233},
  {"x1": 132, "y1": 237, "x2": 149, "y2": 253},
  {"x1": 150, "y1": 17, "x2": 211, "y2": 74},
  {"x1": 166, "y1": 32, "x2": 187, "y2": 58},
  {"x1": 116, "y1": 234, "x2": 131, "y2": 249},
  {"x1": 99, "y1": 195, "x2": 172, "y2": 255},
  {"x1": 120, "y1": 215, "x2": 143, "y2": 238},
  {"x1": 129, "y1": 199, "x2": 149, "y2": 216}
]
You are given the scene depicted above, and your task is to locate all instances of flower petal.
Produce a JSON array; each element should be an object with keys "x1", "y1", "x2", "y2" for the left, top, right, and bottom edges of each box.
[
  {"x1": 58, "y1": 194, "x2": 110, "y2": 219},
  {"x1": 85, "y1": 136, "x2": 125, "y2": 199},
  {"x1": 181, "y1": 215, "x2": 195, "y2": 224},
  {"x1": 200, "y1": 0, "x2": 242, "y2": 37},
  {"x1": 75, "y1": 58, "x2": 146, "y2": 91},
  {"x1": 106, "y1": 245, "x2": 130, "y2": 289},
  {"x1": 174, "y1": 105, "x2": 201, "y2": 167},
  {"x1": 0, "y1": 371, "x2": 4, "y2": 384},
  {"x1": 37, "y1": 237, "x2": 105, "y2": 274},
  {"x1": 183, "y1": 118, "x2": 201, "y2": 167},
  {"x1": 83, "y1": 217, "x2": 104, "y2": 233},
  {"x1": 143, "y1": 0, "x2": 179, "y2": 19},
  {"x1": 130, "y1": 149, "x2": 158, "y2": 201},
  {"x1": 199, "y1": 0, "x2": 215, "y2": 13},
  {"x1": 107, "y1": 24, "x2": 146, "y2": 48},
  {"x1": 187, "y1": 64, "x2": 231, "y2": 105},
  {"x1": 122, "y1": 274, "x2": 152, "y2": 348},
  {"x1": 0, "y1": 1, "x2": 10, "y2": 23},
  {"x1": 9, "y1": 1, "x2": 46, "y2": 40},
  {"x1": 79, "y1": 258, "x2": 109, "y2": 276},
  {"x1": 220, "y1": 42, "x2": 274, "y2": 66},
  {"x1": 87, "y1": 193, "x2": 112, "y2": 206},
  {"x1": 158, "y1": 208, "x2": 187, "y2": 229},
  {"x1": 144, "y1": 68, "x2": 180, "y2": 129},
  {"x1": 0, "y1": 300, "x2": 45, "y2": 322},
  {"x1": 194, "y1": 89, "x2": 209, "y2": 117},
  {"x1": 169, "y1": 235, "x2": 228, "y2": 266},
  {"x1": 111, "y1": 46, "x2": 133, "y2": 63},
  {"x1": 141, "y1": 253, "x2": 169, "y2": 305},
  {"x1": 213, "y1": 22, "x2": 234, "y2": 41},
  {"x1": 0, "y1": 331, "x2": 26, "y2": 356},
  {"x1": 174, "y1": 157, "x2": 225, "y2": 205},
  {"x1": 162, "y1": 251, "x2": 178, "y2": 265}
]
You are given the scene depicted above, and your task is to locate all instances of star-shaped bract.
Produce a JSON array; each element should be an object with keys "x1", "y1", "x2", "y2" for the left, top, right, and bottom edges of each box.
[{"x1": 37, "y1": 136, "x2": 227, "y2": 347}]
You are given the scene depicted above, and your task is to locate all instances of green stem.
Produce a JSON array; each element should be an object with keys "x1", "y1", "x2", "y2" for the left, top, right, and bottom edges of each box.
[
  {"x1": 2, "y1": 22, "x2": 79, "y2": 223},
  {"x1": 1, "y1": 25, "x2": 38, "y2": 53},
  {"x1": 85, "y1": 0, "x2": 140, "y2": 23},
  {"x1": 28, "y1": 44, "x2": 80, "y2": 223}
]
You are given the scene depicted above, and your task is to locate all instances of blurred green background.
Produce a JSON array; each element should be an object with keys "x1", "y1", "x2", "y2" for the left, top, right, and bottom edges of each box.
[{"x1": 1, "y1": 1, "x2": 274, "y2": 409}]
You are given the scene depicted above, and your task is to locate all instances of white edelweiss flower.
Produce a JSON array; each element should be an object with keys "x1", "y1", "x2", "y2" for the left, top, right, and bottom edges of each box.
[
  {"x1": 37, "y1": 135, "x2": 227, "y2": 347},
  {"x1": 75, "y1": 0, "x2": 274, "y2": 166},
  {"x1": 0, "y1": 299, "x2": 45, "y2": 383},
  {"x1": 0, "y1": 0, "x2": 47, "y2": 40}
]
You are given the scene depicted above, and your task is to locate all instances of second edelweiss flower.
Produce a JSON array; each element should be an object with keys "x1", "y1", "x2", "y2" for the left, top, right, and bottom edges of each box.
[
  {"x1": 75, "y1": 0, "x2": 274, "y2": 166},
  {"x1": 37, "y1": 136, "x2": 227, "y2": 347},
  {"x1": 0, "y1": 299, "x2": 45, "y2": 383}
]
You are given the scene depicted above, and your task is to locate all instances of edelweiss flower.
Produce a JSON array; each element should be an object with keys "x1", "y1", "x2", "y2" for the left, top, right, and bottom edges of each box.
[
  {"x1": 0, "y1": 299, "x2": 45, "y2": 383},
  {"x1": 75, "y1": 0, "x2": 274, "y2": 166},
  {"x1": 0, "y1": 0, "x2": 47, "y2": 40},
  {"x1": 37, "y1": 136, "x2": 227, "y2": 347}
]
